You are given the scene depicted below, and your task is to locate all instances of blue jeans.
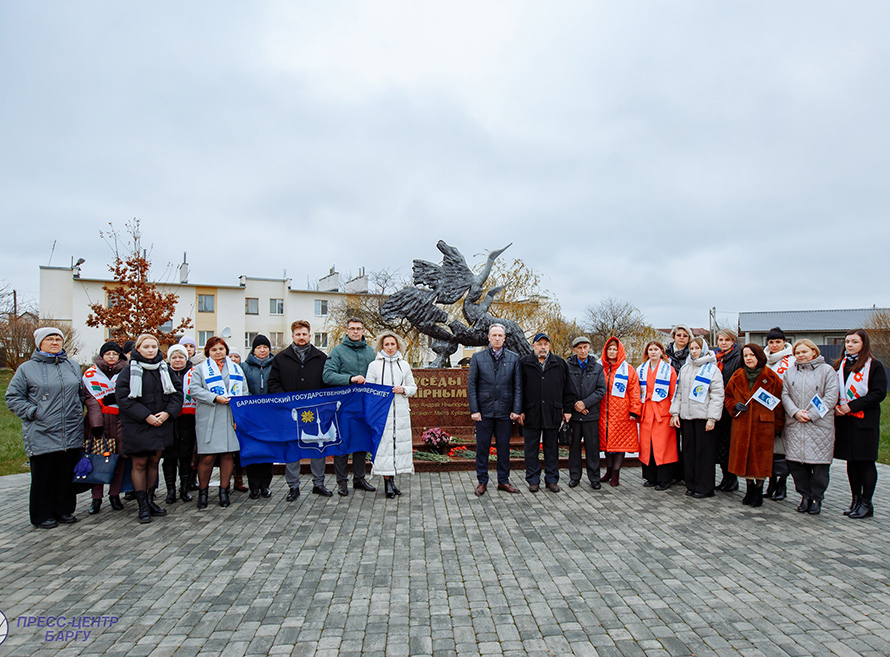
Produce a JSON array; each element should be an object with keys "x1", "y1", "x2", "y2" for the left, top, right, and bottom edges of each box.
[{"x1": 475, "y1": 418, "x2": 512, "y2": 485}]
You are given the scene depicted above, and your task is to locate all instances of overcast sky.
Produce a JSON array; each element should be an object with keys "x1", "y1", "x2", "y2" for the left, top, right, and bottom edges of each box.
[{"x1": 2, "y1": 2, "x2": 888, "y2": 331}]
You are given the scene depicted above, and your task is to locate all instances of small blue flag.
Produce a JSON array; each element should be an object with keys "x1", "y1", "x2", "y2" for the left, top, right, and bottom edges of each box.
[{"x1": 230, "y1": 385, "x2": 395, "y2": 466}]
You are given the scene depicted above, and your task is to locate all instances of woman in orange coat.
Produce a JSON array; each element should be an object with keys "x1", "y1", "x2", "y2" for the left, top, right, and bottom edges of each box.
[
  {"x1": 637, "y1": 341, "x2": 678, "y2": 490},
  {"x1": 599, "y1": 337, "x2": 642, "y2": 486},
  {"x1": 724, "y1": 343, "x2": 784, "y2": 508}
]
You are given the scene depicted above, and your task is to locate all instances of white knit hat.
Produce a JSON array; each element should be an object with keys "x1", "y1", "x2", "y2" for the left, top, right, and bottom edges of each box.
[
  {"x1": 34, "y1": 327, "x2": 64, "y2": 349},
  {"x1": 167, "y1": 344, "x2": 189, "y2": 361}
]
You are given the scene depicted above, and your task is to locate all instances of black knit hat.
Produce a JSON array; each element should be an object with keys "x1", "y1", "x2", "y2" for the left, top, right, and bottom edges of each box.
[
  {"x1": 122, "y1": 340, "x2": 136, "y2": 355},
  {"x1": 99, "y1": 341, "x2": 123, "y2": 357},
  {"x1": 766, "y1": 327, "x2": 786, "y2": 342},
  {"x1": 252, "y1": 334, "x2": 272, "y2": 351}
]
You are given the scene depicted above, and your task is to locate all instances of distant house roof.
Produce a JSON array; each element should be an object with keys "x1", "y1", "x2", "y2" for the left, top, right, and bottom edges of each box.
[
  {"x1": 656, "y1": 327, "x2": 709, "y2": 337},
  {"x1": 739, "y1": 309, "x2": 889, "y2": 333}
]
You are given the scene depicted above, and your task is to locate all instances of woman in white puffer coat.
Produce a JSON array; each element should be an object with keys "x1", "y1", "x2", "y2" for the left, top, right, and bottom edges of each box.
[{"x1": 366, "y1": 331, "x2": 417, "y2": 499}]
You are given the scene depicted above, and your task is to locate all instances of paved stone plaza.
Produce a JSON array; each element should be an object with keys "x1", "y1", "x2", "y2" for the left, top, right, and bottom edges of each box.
[{"x1": 1, "y1": 462, "x2": 889, "y2": 657}]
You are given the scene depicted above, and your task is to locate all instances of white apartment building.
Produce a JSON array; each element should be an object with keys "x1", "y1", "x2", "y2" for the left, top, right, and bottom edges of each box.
[{"x1": 39, "y1": 261, "x2": 374, "y2": 365}]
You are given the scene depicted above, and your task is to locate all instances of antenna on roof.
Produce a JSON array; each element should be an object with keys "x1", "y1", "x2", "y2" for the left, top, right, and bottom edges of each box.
[{"x1": 48, "y1": 240, "x2": 56, "y2": 265}]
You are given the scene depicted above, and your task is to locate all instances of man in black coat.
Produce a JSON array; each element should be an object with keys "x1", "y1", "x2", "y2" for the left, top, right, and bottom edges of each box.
[
  {"x1": 268, "y1": 320, "x2": 333, "y2": 499},
  {"x1": 565, "y1": 336, "x2": 607, "y2": 489},
  {"x1": 519, "y1": 333, "x2": 572, "y2": 493},
  {"x1": 468, "y1": 323, "x2": 523, "y2": 496}
]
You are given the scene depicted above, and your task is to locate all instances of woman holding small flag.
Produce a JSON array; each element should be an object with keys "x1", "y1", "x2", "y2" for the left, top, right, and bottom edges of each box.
[
  {"x1": 598, "y1": 337, "x2": 641, "y2": 487},
  {"x1": 834, "y1": 329, "x2": 887, "y2": 519},
  {"x1": 189, "y1": 336, "x2": 248, "y2": 509},
  {"x1": 781, "y1": 340, "x2": 838, "y2": 515},
  {"x1": 670, "y1": 337, "x2": 724, "y2": 498},
  {"x1": 82, "y1": 341, "x2": 127, "y2": 514},
  {"x1": 637, "y1": 341, "x2": 678, "y2": 490},
  {"x1": 723, "y1": 344, "x2": 783, "y2": 508},
  {"x1": 714, "y1": 329, "x2": 742, "y2": 493}
]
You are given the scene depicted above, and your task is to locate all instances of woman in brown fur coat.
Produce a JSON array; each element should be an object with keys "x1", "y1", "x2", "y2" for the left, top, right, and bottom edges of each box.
[{"x1": 724, "y1": 344, "x2": 784, "y2": 508}]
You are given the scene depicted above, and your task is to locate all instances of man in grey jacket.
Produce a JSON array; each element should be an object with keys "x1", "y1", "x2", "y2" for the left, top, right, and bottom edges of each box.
[
  {"x1": 468, "y1": 324, "x2": 522, "y2": 496},
  {"x1": 322, "y1": 317, "x2": 377, "y2": 496}
]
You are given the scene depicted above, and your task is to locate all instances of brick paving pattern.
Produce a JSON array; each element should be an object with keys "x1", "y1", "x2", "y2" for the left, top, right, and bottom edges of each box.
[{"x1": 1, "y1": 461, "x2": 889, "y2": 656}]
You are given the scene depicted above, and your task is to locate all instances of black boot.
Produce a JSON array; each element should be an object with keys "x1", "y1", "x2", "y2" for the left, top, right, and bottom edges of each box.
[
  {"x1": 89, "y1": 499, "x2": 102, "y2": 515},
  {"x1": 765, "y1": 477, "x2": 777, "y2": 499},
  {"x1": 742, "y1": 481, "x2": 754, "y2": 505},
  {"x1": 219, "y1": 486, "x2": 231, "y2": 508},
  {"x1": 197, "y1": 487, "x2": 209, "y2": 509},
  {"x1": 134, "y1": 490, "x2": 152, "y2": 524},
  {"x1": 109, "y1": 494, "x2": 124, "y2": 510},
  {"x1": 849, "y1": 499, "x2": 874, "y2": 519},
  {"x1": 718, "y1": 471, "x2": 739, "y2": 492},
  {"x1": 391, "y1": 478, "x2": 402, "y2": 496},
  {"x1": 751, "y1": 482, "x2": 764, "y2": 508},
  {"x1": 384, "y1": 478, "x2": 395, "y2": 499},
  {"x1": 147, "y1": 491, "x2": 167, "y2": 516},
  {"x1": 179, "y1": 476, "x2": 193, "y2": 502},
  {"x1": 771, "y1": 476, "x2": 787, "y2": 501},
  {"x1": 189, "y1": 469, "x2": 200, "y2": 491},
  {"x1": 843, "y1": 495, "x2": 862, "y2": 516},
  {"x1": 796, "y1": 496, "x2": 811, "y2": 513},
  {"x1": 163, "y1": 459, "x2": 178, "y2": 504},
  {"x1": 124, "y1": 490, "x2": 136, "y2": 501}
]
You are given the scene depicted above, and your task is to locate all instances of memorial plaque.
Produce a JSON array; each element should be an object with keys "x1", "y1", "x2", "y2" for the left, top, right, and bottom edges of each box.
[{"x1": 409, "y1": 368, "x2": 474, "y2": 440}]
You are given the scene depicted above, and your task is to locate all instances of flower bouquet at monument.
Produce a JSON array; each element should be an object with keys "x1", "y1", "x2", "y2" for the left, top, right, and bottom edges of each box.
[{"x1": 421, "y1": 427, "x2": 452, "y2": 454}]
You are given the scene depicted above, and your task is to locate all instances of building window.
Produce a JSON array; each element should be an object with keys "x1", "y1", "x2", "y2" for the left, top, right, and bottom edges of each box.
[
  {"x1": 270, "y1": 332, "x2": 284, "y2": 349},
  {"x1": 314, "y1": 332, "x2": 328, "y2": 348},
  {"x1": 198, "y1": 330, "x2": 214, "y2": 347},
  {"x1": 158, "y1": 319, "x2": 173, "y2": 333},
  {"x1": 245, "y1": 332, "x2": 259, "y2": 349},
  {"x1": 198, "y1": 294, "x2": 215, "y2": 313},
  {"x1": 314, "y1": 299, "x2": 328, "y2": 316},
  {"x1": 270, "y1": 298, "x2": 284, "y2": 315},
  {"x1": 245, "y1": 298, "x2": 259, "y2": 315}
]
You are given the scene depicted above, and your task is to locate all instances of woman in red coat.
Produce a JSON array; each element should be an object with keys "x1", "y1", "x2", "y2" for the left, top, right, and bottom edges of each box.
[
  {"x1": 599, "y1": 337, "x2": 641, "y2": 486},
  {"x1": 724, "y1": 343, "x2": 784, "y2": 508},
  {"x1": 637, "y1": 341, "x2": 678, "y2": 490}
]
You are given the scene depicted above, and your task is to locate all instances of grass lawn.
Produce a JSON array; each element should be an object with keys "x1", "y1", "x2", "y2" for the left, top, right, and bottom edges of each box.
[
  {"x1": 879, "y1": 398, "x2": 890, "y2": 465},
  {"x1": 0, "y1": 369, "x2": 29, "y2": 476}
]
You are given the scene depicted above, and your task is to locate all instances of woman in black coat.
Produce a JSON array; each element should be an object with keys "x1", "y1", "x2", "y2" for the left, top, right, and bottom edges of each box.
[
  {"x1": 116, "y1": 334, "x2": 183, "y2": 523},
  {"x1": 714, "y1": 329, "x2": 742, "y2": 492},
  {"x1": 834, "y1": 329, "x2": 887, "y2": 519}
]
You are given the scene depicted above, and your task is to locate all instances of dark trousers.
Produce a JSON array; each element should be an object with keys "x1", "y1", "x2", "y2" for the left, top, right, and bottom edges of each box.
[
  {"x1": 334, "y1": 452, "x2": 367, "y2": 485},
  {"x1": 568, "y1": 421, "x2": 600, "y2": 484},
  {"x1": 788, "y1": 461, "x2": 830, "y2": 502},
  {"x1": 29, "y1": 449, "x2": 81, "y2": 526},
  {"x1": 475, "y1": 418, "x2": 512, "y2": 485},
  {"x1": 642, "y1": 450, "x2": 674, "y2": 486},
  {"x1": 522, "y1": 427, "x2": 559, "y2": 485},
  {"x1": 246, "y1": 463, "x2": 274, "y2": 491},
  {"x1": 681, "y1": 419, "x2": 715, "y2": 495},
  {"x1": 847, "y1": 459, "x2": 878, "y2": 502}
]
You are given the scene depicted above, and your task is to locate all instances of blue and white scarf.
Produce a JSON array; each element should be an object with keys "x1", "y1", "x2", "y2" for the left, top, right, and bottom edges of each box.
[
  {"x1": 638, "y1": 360, "x2": 672, "y2": 403},
  {"x1": 608, "y1": 361, "x2": 630, "y2": 398},
  {"x1": 689, "y1": 361, "x2": 717, "y2": 403},
  {"x1": 202, "y1": 357, "x2": 246, "y2": 398}
]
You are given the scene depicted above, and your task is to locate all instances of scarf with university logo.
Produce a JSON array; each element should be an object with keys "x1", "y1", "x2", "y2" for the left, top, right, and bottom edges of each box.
[
  {"x1": 838, "y1": 357, "x2": 871, "y2": 419},
  {"x1": 203, "y1": 357, "x2": 246, "y2": 398},
  {"x1": 605, "y1": 360, "x2": 630, "y2": 398},
  {"x1": 689, "y1": 361, "x2": 717, "y2": 403},
  {"x1": 638, "y1": 360, "x2": 672, "y2": 403}
]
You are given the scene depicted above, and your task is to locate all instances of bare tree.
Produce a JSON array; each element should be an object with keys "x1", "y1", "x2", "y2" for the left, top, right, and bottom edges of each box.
[{"x1": 865, "y1": 309, "x2": 890, "y2": 363}]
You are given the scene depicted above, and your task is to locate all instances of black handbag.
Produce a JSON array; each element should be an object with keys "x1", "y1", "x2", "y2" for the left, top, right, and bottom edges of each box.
[
  {"x1": 557, "y1": 422, "x2": 572, "y2": 446},
  {"x1": 73, "y1": 435, "x2": 119, "y2": 485}
]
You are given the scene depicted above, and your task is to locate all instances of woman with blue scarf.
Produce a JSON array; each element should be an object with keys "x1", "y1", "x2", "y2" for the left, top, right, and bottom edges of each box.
[
  {"x1": 6, "y1": 327, "x2": 85, "y2": 529},
  {"x1": 189, "y1": 336, "x2": 247, "y2": 509}
]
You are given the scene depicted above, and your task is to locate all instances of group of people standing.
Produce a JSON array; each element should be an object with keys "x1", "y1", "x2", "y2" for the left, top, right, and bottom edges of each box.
[
  {"x1": 467, "y1": 323, "x2": 886, "y2": 519},
  {"x1": 6, "y1": 317, "x2": 418, "y2": 529}
]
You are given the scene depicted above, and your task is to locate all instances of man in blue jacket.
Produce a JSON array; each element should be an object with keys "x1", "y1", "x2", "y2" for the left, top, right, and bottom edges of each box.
[
  {"x1": 468, "y1": 324, "x2": 523, "y2": 496},
  {"x1": 322, "y1": 317, "x2": 377, "y2": 496}
]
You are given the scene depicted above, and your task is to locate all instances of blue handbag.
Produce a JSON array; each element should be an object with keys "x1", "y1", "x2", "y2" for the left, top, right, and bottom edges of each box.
[{"x1": 73, "y1": 434, "x2": 119, "y2": 485}]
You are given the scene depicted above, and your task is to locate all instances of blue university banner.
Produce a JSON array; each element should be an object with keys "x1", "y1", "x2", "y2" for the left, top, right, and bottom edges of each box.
[{"x1": 230, "y1": 385, "x2": 394, "y2": 466}]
